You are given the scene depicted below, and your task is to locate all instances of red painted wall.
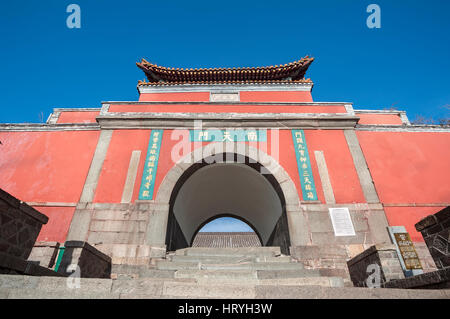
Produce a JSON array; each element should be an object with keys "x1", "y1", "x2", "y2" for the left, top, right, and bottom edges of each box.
[
  {"x1": 95, "y1": 130, "x2": 444, "y2": 209},
  {"x1": 384, "y1": 206, "x2": 446, "y2": 241},
  {"x1": 0, "y1": 130, "x2": 99, "y2": 203},
  {"x1": 0, "y1": 130, "x2": 99, "y2": 243},
  {"x1": 138, "y1": 90, "x2": 313, "y2": 103},
  {"x1": 34, "y1": 206, "x2": 75, "y2": 243},
  {"x1": 240, "y1": 91, "x2": 313, "y2": 102},
  {"x1": 357, "y1": 113, "x2": 403, "y2": 125},
  {"x1": 142, "y1": 129, "x2": 364, "y2": 204},
  {"x1": 4, "y1": 116, "x2": 447, "y2": 244},
  {"x1": 303, "y1": 130, "x2": 366, "y2": 203},
  {"x1": 57, "y1": 111, "x2": 99, "y2": 124},
  {"x1": 108, "y1": 104, "x2": 346, "y2": 114},
  {"x1": 357, "y1": 131, "x2": 450, "y2": 240},
  {"x1": 94, "y1": 129, "x2": 151, "y2": 203}
]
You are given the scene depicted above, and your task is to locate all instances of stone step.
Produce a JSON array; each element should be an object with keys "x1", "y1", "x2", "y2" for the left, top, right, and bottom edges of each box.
[
  {"x1": 176, "y1": 247, "x2": 281, "y2": 257},
  {"x1": 200, "y1": 262, "x2": 304, "y2": 271},
  {"x1": 163, "y1": 281, "x2": 258, "y2": 298},
  {"x1": 169, "y1": 255, "x2": 253, "y2": 263},
  {"x1": 255, "y1": 277, "x2": 344, "y2": 287},
  {"x1": 114, "y1": 267, "x2": 321, "y2": 280},
  {"x1": 174, "y1": 269, "x2": 258, "y2": 281},
  {"x1": 2, "y1": 288, "x2": 121, "y2": 299},
  {"x1": 4, "y1": 284, "x2": 449, "y2": 299},
  {"x1": 0, "y1": 278, "x2": 339, "y2": 299},
  {"x1": 136, "y1": 269, "x2": 176, "y2": 279},
  {"x1": 1, "y1": 275, "x2": 448, "y2": 299},
  {"x1": 256, "y1": 269, "x2": 321, "y2": 279},
  {"x1": 111, "y1": 264, "x2": 176, "y2": 279},
  {"x1": 254, "y1": 256, "x2": 293, "y2": 263},
  {"x1": 169, "y1": 255, "x2": 292, "y2": 264},
  {"x1": 190, "y1": 277, "x2": 344, "y2": 287},
  {"x1": 175, "y1": 269, "x2": 326, "y2": 282},
  {"x1": 113, "y1": 267, "x2": 322, "y2": 279},
  {"x1": 156, "y1": 261, "x2": 201, "y2": 270},
  {"x1": 156, "y1": 260, "x2": 305, "y2": 271}
]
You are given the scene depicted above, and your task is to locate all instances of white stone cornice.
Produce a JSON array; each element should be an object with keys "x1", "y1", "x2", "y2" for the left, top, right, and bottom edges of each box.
[
  {"x1": 137, "y1": 82, "x2": 314, "y2": 94},
  {"x1": 356, "y1": 124, "x2": 450, "y2": 132},
  {"x1": 0, "y1": 123, "x2": 100, "y2": 132},
  {"x1": 96, "y1": 112, "x2": 359, "y2": 130},
  {"x1": 52, "y1": 107, "x2": 101, "y2": 112}
]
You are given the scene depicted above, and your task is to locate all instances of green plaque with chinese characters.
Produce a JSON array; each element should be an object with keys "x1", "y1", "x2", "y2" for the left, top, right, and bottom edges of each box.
[
  {"x1": 139, "y1": 129, "x2": 163, "y2": 200},
  {"x1": 291, "y1": 130, "x2": 318, "y2": 201}
]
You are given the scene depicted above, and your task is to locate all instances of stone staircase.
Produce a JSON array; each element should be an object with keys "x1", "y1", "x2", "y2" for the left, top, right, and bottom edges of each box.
[
  {"x1": 0, "y1": 247, "x2": 449, "y2": 298},
  {"x1": 112, "y1": 247, "x2": 345, "y2": 289}
]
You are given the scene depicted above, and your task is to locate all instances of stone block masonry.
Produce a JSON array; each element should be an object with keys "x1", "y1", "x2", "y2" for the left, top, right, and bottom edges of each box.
[
  {"x1": 73, "y1": 202, "x2": 166, "y2": 265},
  {"x1": 290, "y1": 245, "x2": 352, "y2": 284},
  {"x1": 347, "y1": 244, "x2": 405, "y2": 287},
  {"x1": 0, "y1": 251, "x2": 64, "y2": 277},
  {"x1": 415, "y1": 206, "x2": 450, "y2": 269},
  {"x1": 384, "y1": 267, "x2": 450, "y2": 289},
  {"x1": 0, "y1": 188, "x2": 48, "y2": 260},
  {"x1": 57, "y1": 241, "x2": 111, "y2": 278}
]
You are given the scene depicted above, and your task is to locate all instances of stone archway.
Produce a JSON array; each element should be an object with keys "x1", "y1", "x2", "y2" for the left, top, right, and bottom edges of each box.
[{"x1": 145, "y1": 142, "x2": 307, "y2": 255}]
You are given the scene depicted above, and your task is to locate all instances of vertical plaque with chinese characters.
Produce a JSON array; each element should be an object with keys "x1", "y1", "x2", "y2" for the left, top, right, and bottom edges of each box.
[
  {"x1": 291, "y1": 130, "x2": 318, "y2": 201},
  {"x1": 393, "y1": 232, "x2": 423, "y2": 270},
  {"x1": 139, "y1": 129, "x2": 163, "y2": 200}
]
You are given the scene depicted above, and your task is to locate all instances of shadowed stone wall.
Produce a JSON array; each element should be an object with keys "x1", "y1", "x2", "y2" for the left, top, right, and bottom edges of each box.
[
  {"x1": 0, "y1": 189, "x2": 48, "y2": 260},
  {"x1": 57, "y1": 241, "x2": 111, "y2": 278},
  {"x1": 415, "y1": 207, "x2": 450, "y2": 269},
  {"x1": 346, "y1": 244, "x2": 405, "y2": 287}
]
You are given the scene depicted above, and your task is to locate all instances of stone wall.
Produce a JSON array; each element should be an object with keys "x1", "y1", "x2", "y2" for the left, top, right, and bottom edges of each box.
[
  {"x1": 299, "y1": 203, "x2": 391, "y2": 246},
  {"x1": 72, "y1": 202, "x2": 165, "y2": 265},
  {"x1": 69, "y1": 201, "x2": 394, "y2": 278},
  {"x1": 415, "y1": 206, "x2": 450, "y2": 269},
  {"x1": 0, "y1": 189, "x2": 48, "y2": 260},
  {"x1": 414, "y1": 242, "x2": 438, "y2": 273},
  {"x1": 346, "y1": 244, "x2": 405, "y2": 287},
  {"x1": 57, "y1": 241, "x2": 111, "y2": 278},
  {"x1": 0, "y1": 252, "x2": 64, "y2": 277},
  {"x1": 384, "y1": 267, "x2": 450, "y2": 289},
  {"x1": 86, "y1": 203, "x2": 148, "y2": 245},
  {"x1": 289, "y1": 202, "x2": 391, "y2": 285},
  {"x1": 290, "y1": 245, "x2": 353, "y2": 284}
]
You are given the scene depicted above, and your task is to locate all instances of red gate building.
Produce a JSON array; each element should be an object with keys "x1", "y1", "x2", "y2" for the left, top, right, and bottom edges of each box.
[{"x1": 0, "y1": 57, "x2": 449, "y2": 278}]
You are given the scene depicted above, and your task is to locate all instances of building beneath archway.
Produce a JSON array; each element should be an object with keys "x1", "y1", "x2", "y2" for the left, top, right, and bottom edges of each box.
[{"x1": 0, "y1": 56, "x2": 449, "y2": 280}]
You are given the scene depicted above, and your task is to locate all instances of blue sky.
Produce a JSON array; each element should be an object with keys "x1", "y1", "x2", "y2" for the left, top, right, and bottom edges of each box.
[
  {"x1": 0, "y1": 0, "x2": 449, "y2": 123},
  {"x1": 199, "y1": 217, "x2": 254, "y2": 233}
]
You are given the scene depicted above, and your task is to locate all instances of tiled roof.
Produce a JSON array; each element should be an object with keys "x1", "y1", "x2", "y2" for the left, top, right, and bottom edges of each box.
[
  {"x1": 136, "y1": 57, "x2": 314, "y2": 85},
  {"x1": 192, "y1": 232, "x2": 261, "y2": 248}
]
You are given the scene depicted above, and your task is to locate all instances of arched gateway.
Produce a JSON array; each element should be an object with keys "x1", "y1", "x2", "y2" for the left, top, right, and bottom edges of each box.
[
  {"x1": 153, "y1": 143, "x2": 300, "y2": 255},
  {"x1": 8, "y1": 56, "x2": 431, "y2": 286}
]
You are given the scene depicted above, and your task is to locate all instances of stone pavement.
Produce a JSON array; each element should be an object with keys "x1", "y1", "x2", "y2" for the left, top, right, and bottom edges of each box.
[{"x1": 0, "y1": 274, "x2": 449, "y2": 299}]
